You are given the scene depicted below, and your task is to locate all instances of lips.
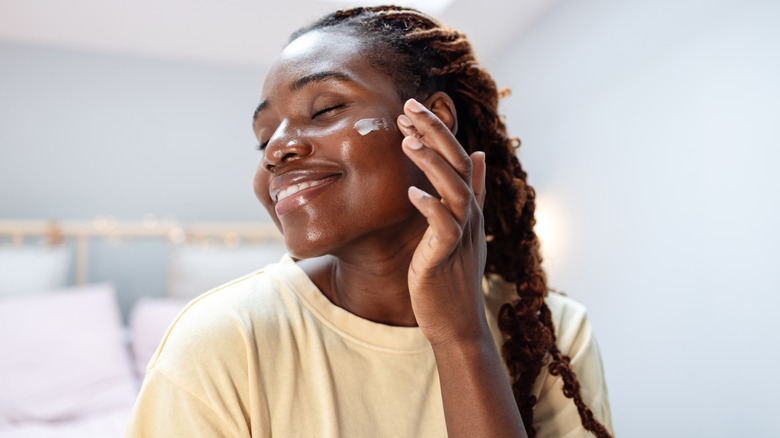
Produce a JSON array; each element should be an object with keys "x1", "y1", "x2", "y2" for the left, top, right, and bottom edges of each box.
[{"x1": 270, "y1": 171, "x2": 341, "y2": 215}]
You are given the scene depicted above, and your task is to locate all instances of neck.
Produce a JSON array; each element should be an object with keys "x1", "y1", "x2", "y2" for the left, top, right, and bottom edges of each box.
[{"x1": 298, "y1": 226, "x2": 423, "y2": 327}]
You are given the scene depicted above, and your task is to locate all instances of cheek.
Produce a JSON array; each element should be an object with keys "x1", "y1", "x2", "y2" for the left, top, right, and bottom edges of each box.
[
  {"x1": 253, "y1": 165, "x2": 281, "y2": 225},
  {"x1": 304, "y1": 115, "x2": 399, "y2": 156},
  {"x1": 252, "y1": 164, "x2": 268, "y2": 203},
  {"x1": 340, "y1": 119, "x2": 403, "y2": 162}
]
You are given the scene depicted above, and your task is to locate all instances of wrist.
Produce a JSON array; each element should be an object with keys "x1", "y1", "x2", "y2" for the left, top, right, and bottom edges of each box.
[{"x1": 429, "y1": 324, "x2": 496, "y2": 357}]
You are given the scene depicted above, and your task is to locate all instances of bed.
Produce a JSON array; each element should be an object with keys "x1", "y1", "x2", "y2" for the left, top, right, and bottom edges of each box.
[{"x1": 0, "y1": 219, "x2": 285, "y2": 437}]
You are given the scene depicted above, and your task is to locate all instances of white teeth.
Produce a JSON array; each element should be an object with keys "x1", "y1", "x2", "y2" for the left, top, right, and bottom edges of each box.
[{"x1": 277, "y1": 180, "x2": 321, "y2": 201}]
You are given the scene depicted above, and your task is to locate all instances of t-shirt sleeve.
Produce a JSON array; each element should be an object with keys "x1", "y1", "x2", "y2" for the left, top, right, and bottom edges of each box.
[
  {"x1": 531, "y1": 294, "x2": 614, "y2": 438},
  {"x1": 123, "y1": 283, "x2": 263, "y2": 438},
  {"x1": 124, "y1": 367, "x2": 235, "y2": 437}
]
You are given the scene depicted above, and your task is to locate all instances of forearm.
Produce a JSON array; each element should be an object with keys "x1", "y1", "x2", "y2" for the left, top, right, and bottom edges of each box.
[{"x1": 432, "y1": 332, "x2": 528, "y2": 438}]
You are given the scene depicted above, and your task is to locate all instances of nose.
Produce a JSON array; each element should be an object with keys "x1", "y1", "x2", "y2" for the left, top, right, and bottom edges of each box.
[{"x1": 261, "y1": 121, "x2": 313, "y2": 171}]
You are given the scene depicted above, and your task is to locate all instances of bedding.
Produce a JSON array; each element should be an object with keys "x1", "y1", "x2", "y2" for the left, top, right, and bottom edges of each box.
[
  {"x1": 0, "y1": 409, "x2": 130, "y2": 438},
  {"x1": 0, "y1": 283, "x2": 137, "y2": 428},
  {"x1": 0, "y1": 246, "x2": 71, "y2": 296},
  {"x1": 0, "y1": 243, "x2": 283, "y2": 436},
  {"x1": 128, "y1": 297, "x2": 188, "y2": 379},
  {"x1": 0, "y1": 283, "x2": 186, "y2": 437}
]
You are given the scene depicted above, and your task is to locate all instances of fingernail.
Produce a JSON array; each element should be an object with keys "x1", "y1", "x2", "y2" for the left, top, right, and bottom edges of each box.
[
  {"x1": 397, "y1": 114, "x2": 413, "y2": 129},
  {"x1": 406, "y1": 98, "x2": 425, "y2": 113},
  {"x1": 404, "y1": 136, "x2": 423, "y2": 150},
  {"x1": 408, "y1": 186, "x2": 427, "y2": 199}
]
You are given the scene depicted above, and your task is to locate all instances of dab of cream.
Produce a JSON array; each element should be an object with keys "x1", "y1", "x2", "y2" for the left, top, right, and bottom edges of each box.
[{"x1": 354, "y1": 118, "x2": 388, "y2": 136}]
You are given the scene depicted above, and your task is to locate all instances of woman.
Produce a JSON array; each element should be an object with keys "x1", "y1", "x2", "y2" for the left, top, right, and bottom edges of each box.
[{"x1": 126, "y1": 6, "x2": 612, "y2": 438}]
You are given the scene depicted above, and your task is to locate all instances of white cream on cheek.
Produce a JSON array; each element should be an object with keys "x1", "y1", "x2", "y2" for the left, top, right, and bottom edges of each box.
[{"x1": 353, "y1": 118, "x2": 389, "y2": 136}]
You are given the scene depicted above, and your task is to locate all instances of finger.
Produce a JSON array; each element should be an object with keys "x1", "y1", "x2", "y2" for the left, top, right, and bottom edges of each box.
[
  {"x1": 470, "y1": 151, "x2": 486, "y2": 210},
  {"x1": 408, "y1": 186, "x2": 462, "y2": 263},
  {"x1": 402, "y1": 99, "x2": 472, "y2": 182},
  {"x1": 403, "y1": 136, "x2": 473, "y2": 223},
  {"x1": 396, "y1": 114, "x2": 419, "y2": 138}
]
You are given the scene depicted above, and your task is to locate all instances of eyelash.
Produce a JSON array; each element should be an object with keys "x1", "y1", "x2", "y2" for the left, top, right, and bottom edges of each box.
[
  {"x1": 312, "y1": 103, "x2": 346, "y2": 119},
  {"x1": 257, "y1": 104, "x2": 347, "y2": 151}
]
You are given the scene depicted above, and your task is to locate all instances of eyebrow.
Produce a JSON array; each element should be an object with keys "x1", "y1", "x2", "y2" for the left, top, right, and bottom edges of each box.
[{"x1": 253, "y1": 71, "x2": 354, "y2": 123}]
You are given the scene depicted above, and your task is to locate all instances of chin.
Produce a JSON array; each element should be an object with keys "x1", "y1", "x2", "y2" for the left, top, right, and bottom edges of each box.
[
  {"x1": 284, "y1": 246, "x2": 323, "y2": 261},
  {"x1": 281, "y1": 229, "x2": 333, "y2": 261}
]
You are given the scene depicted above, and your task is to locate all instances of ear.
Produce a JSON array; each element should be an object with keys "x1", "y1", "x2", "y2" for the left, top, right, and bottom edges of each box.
[{"x1": 422, "y1": 91, "x2": 458, "y2": 136}]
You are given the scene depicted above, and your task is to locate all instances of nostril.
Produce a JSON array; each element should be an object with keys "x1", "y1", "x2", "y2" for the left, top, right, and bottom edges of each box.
[
  {"x1": 281, "y1": 152, "x2": 297, "y2": 162},
  {"x1": 262, "y1": 151, "x2": 297, "y2": 172},
  {"x1": 262, "y1": 130, "x2": 312, "y2": 169}
]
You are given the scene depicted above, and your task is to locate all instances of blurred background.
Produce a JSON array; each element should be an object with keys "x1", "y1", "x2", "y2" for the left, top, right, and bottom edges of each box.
[{"x1": 1, "y1": 0, "x2": 778, "y2": 436}]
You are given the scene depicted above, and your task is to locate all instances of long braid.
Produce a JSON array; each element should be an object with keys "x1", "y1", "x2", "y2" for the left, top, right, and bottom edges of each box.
[{"x1": 292, "y1": 7, "x2": 611, "y2": 437}]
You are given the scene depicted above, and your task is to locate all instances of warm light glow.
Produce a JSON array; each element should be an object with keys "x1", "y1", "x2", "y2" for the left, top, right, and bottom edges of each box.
[
  {"x1": 142, "y1": 213, "x2": 158, "y2": 229},
  {"x1": 533, "y1": 193, "x2": 567, "y2": 268},
  {"x1": 169, "y1": 227, "x2": 186, "y2": 245}
]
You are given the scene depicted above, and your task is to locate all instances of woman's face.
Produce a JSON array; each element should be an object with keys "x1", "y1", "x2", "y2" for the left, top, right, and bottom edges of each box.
[{"x1": 253, "y1": 30, "x2": 429, "y2": 259}]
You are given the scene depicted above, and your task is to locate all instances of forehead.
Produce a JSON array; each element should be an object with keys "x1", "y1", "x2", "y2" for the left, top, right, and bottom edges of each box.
[
  {"x1": 261, "y1": 30, "x2": 388, "y2": 97},
  {"x1": 280, "y1": 30, "x2": 364, "y2": 66}
]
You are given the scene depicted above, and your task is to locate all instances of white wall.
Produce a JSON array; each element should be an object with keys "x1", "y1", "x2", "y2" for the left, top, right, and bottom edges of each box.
[
  {"x1": 0, "y1": 43, "x2": 274, "y2": 318},
  {"x1": 0, "y1": 43, "x2": 269, "y2": 222},
  {"x1": 487, "y1": 0, "x2": 779, "y2": 436}
]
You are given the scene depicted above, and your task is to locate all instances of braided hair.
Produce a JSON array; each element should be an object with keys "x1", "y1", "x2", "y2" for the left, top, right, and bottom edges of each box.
[{"x1": 291, "y1": 6, "x2": 611, "y2": 437}]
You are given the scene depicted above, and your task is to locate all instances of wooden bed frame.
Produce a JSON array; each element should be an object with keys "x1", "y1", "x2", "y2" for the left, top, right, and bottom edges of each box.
[{"x1": 0, "y1": 218, "x2": 281, "y2": 285}]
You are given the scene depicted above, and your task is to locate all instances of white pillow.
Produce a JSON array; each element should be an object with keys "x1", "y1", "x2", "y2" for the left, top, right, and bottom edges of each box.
[
  {"x1": 0, "y1": 283, "x2": 137, "y2": 425},
  {"x1": 128, "y1": 297, "x2": 188, "y2": 379},
  {"x1": 0, "y1": 246, "x2": 71, "y2": 296},
  {"x1": 166, "y1": 243, "x2": 287, "y2": 299}
]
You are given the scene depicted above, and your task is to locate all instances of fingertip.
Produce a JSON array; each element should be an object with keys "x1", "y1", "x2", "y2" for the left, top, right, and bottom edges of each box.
[
  {"x1": 470, "y1": 151, "x2": 487, "y2": 207},
  {"x1": 408, "y1": 185, "x2": 428, "y2": 200},
  {"x1": 405, "y1": 98, "x2": 426, "y2": 114},
  {"x1": 397, "y1": 114, "x2": 413, "y2": 130},
  {"x1": 471, "y1": 151, "x2": 486, "y2": 174},
  {"x1": 403, "y1": 136, "x2": 424, "y2": 151}
]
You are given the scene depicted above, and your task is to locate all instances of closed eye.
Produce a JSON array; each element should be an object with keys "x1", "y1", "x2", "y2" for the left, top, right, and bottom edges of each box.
[
  {"x1": 312, "y1": 104, "x2": 346, "y2": 119},
  {"x1": 257, "y1": 103, "x2": 347, "y2": 150}
]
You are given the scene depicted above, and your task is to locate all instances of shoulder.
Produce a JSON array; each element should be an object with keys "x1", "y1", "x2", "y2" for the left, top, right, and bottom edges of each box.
[
  {"x1": 534, "y1": 292, "x2": 614, "y2": 437},
  {"x1": 146, "y1": 256, "x2": 303, "y2": 379},
  {"x1": 128, "y1": 262, "x2": 290, "y2": 438},
  {"x1": 129, "y1": 256, "x2": 312, "y2": 436},
  {"x1": 482, "y1": 276, "x2": 613, "y2": 436},
  {"x1": 544, "y1": 292, "x2": 590, "y2": 356},
  {"x1": 483, "y1": 275, "x2": 591, "y2": 348}
]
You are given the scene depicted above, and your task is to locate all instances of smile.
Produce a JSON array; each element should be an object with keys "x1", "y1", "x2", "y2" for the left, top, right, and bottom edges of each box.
[
  {"x1": 277, "y1": 180, "x2": 323, "y2": 202},
  {"x1": 271, "y1": 173, "x2": 341, "y2": 216}
]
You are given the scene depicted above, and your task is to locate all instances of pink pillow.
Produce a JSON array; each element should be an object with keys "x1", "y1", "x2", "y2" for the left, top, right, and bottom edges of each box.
[
  {"x1": 0, "y1": 284, "x2": 137, "y2": 425},
  {"x1": 128, "y1": 297, "x2": 188, "y2": 379}
]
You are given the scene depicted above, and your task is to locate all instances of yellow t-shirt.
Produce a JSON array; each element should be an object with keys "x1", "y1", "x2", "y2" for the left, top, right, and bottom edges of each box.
[{"x1": 125, "y1": 255, "x2": 612, "y2": 437}]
